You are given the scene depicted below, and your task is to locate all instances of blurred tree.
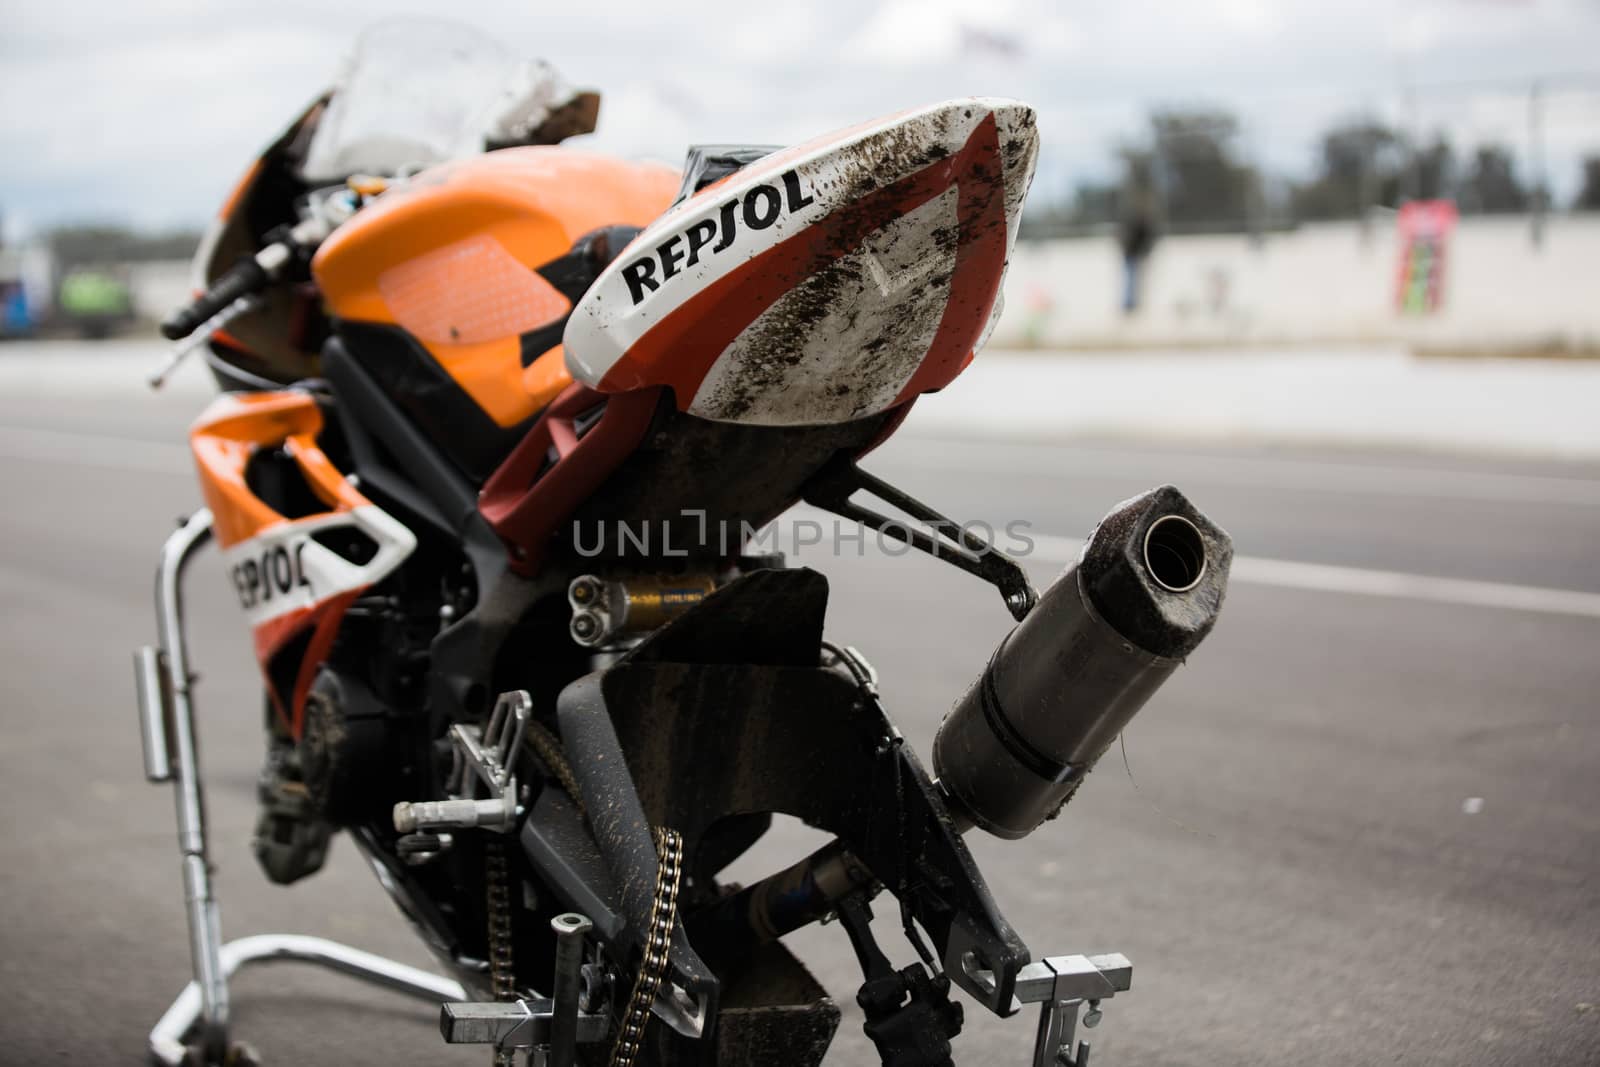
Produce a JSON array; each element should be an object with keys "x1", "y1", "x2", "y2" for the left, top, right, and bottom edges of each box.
[
  {"x1": 1060, "y1": 146, "x2": 1159, "y2": 228},
  {"x1": 1066, "y1": 181, "x2": 1118, "y2": 225},
  {"x1": 1576, "y1": 155, "x2": 1600, "y2": 210},
  {"x1": 1457, "y1": 146, "x2": 1528, "y2": 213},
  {"x1": 1145, "y1": 109, "x2": 1258, "y2": 228},
  {"x1": 1292, "y1": 119, "x2": 1455, "y2": 219},
  {"x1": 1294, "y1": 120, "x2": 1398, "y2": 218},
  {"x1": 1411, "y1": 137, "x2": 1456, "y2": 201},
  {"x1": 1119, "y1": 145, "x2": 1158, "y2": 198}
]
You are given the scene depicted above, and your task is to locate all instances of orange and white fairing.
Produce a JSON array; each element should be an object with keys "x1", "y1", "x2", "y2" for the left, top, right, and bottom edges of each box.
[
  {"x1": 562, "y1": 98, "x2": 1039, "y2": 426},
  {"x1": 189, "y1": 391, "x2": 415, "y2": 730}
]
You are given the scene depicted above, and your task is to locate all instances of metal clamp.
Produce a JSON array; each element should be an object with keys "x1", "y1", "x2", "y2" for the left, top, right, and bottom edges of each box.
[
  {"x1": 439, "y1": 911, "x2": 610, "y2": 1067},
  {"x1": 439, "y1": 998, "x2": 609, "y2": 1048},
  {"x1": 1012, "y1": 954, "x2": 1132, "y2": 1067},
  {"x1": 133, "y1": 645, "x2": 173, "y2": 782}
]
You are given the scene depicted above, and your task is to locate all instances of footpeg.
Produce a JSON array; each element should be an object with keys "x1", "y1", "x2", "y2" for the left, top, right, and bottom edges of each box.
[{"x1": 393, "y1": 690, "x2": 531, "y2": 835}]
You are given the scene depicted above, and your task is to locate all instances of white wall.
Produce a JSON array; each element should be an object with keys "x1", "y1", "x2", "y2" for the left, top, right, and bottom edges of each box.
[
  {"x1": 122, "y1": 215, "x2": 1600, "y2": 350},
  {"x1": 125, "y1": 259, "x2": 194, "y2": 321},
  {"x1": 994, "y1": 215, "x2": 1600, "y2": 350}
]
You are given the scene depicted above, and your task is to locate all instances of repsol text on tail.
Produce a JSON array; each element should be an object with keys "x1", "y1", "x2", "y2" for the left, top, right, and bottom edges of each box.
[{"x1": 620, "y1": 169, "x2": 815, "y2": 305}]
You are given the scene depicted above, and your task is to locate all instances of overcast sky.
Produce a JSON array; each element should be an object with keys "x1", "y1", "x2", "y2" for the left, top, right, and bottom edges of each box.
[{"x1": 3, "y1": 0, "x2": 1598, "y2": 234}]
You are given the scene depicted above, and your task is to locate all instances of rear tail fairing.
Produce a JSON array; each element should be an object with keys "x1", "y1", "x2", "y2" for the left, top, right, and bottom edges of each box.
[
  {"x1": 189, "y1": 390, "x2": 415, "y2": 731},
  {"x1": 563, "y1": 99, "x2": 1039, "y2": 426}
]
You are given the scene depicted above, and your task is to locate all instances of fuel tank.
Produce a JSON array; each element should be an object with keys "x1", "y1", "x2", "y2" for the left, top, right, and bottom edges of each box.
[{"x1": 312, "y1": 148, "x2": 679, "y2": 430}]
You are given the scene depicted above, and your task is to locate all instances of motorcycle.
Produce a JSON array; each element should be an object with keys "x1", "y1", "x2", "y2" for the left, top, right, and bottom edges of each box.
[{"x1": 133, "y1": 20, "x2": 1233, "y2": 1067}]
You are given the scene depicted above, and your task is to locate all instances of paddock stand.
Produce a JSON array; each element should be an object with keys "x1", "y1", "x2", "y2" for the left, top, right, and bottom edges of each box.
[{"x1": 133, "y1": 510, "x2": 466, "y2": 1066}]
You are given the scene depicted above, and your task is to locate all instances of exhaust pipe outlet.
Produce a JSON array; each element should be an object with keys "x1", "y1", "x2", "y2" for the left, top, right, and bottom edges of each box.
[{"x1": 933, "y1": 485, "x2": 1232, "y2": 839}]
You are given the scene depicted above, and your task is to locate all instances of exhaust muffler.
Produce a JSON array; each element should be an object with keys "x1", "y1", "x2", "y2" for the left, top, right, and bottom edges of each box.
[
  {"x1": 688, "y1": 487, "x2": 1231, "y2": 955},
  {"x1": 933, "y1": 485, "x2": 1232, "y2": 839}
]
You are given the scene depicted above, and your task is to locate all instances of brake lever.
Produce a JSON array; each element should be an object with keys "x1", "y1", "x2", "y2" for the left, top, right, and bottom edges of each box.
[
  {"x1": 146, "y1": 293, "x2": 263, "y2": 390},
  {"x1": 149, "y1": 188, "x2": 353, "y2": 389}
]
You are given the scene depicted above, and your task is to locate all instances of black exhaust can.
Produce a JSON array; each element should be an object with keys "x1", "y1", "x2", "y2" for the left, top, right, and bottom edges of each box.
[{"x1": 933, "y1": 485, "x2": 1232, "y2": 839}]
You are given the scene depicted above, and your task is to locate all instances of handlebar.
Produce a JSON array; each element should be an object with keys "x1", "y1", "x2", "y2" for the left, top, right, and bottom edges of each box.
[{"x1": 159, "y1": 242, "x2": 292, "y2": 341}]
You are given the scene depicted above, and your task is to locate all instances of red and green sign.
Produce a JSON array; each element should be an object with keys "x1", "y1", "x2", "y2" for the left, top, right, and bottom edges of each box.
[{"x1": 1395, "y1": 200, "x2": 1458, "y2": 314}]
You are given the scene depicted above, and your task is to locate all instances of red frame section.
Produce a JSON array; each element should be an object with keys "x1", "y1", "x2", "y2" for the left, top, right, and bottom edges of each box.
[{"x1": 479, "y1": 383, "x2": 664, "y2": 573}]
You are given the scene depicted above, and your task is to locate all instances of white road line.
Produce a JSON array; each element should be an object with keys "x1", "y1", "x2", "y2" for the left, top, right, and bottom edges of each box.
[
  {"x1": 876, "y1": 436, "x2": 1600, "y2": 508},
  {"x1": 0, "y1": 425, "x2": 191, "y2": 475},
  {"x1": 17, "y1": 422, "x2": 1599, "y2": 506},
  {"x1": 1022, "y1": 533, "x2": 1600, "y2": 620},
  {"x1": 1230, "y1": 556, "x2": 1600, "y2": 619},
  {"x1": 11, "y1": 425, "x2": 1597, "y2": 620},
  {"x1": 777, "y1": 511, "x2": 1600, "y2": 619}
]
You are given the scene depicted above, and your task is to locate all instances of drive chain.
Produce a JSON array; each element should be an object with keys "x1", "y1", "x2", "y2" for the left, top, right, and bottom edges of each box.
[{"x1": 609, "y1": 826, "x2": 683, "y2": 1067}]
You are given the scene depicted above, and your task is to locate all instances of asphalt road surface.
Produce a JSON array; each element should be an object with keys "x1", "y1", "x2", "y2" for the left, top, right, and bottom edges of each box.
[{"x1": 1, "y1": 355, "x2": 1597, "y2": 1066}]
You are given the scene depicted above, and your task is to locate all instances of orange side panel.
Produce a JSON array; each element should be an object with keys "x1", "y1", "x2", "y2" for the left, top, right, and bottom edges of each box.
[
  {"x1": 189, "y1": 391, "x2": 366, "y2": 548},
  {"x1": 189, "y1": 390, "x2": 393, "y2": 734},
  {"x1": 313, "y1": 147, "x2": 678, "y2": 428}
]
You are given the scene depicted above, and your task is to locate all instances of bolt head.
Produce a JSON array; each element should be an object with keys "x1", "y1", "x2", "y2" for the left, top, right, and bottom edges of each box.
[{"x1": 552, "y1": 912, "x2": 594, "y2": 936}]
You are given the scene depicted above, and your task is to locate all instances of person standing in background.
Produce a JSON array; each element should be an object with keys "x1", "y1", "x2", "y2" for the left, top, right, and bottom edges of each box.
[{"x1": 1118, "y1": 195, "x2": 1157, "y2": 314}]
